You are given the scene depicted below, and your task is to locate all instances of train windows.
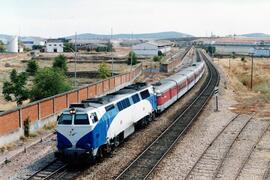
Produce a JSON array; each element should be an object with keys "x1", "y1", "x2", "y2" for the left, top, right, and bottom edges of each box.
[
  {"x1": 140, "y1": 90, "x2": 150, "y2": 99},
  {"x1": 58, "y1": 114, "x2": 72, "y2": 125},
  {"x1": 132, "y1": 94, "x2": 140, "y2": 104},
  {"x1": 90, "y1": 112, "x2": 98, "y2": 123},
  {"x1": 74, "y1": 114, "x2": 89, "y2": 125},
  {"x1": 105, "y1": 104, "x2": 115, "y2": 112},
  {"x1": 117, "y1": 98, "x2": 131, "y2": 111}
]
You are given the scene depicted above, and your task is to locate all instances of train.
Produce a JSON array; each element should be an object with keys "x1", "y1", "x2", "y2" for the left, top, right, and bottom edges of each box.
[{"x1": 55, "y1": 60, "x2": 205, "y2": 161}]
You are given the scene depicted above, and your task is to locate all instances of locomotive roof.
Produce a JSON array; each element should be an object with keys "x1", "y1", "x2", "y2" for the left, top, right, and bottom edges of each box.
[{"x1": 66, "y1": 83, "x2": 150, "y2": 111}]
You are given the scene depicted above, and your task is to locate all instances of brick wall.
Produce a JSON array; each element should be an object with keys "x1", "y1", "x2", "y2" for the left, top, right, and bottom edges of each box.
[{"x1": 0, "y1": 64, "x2": 142, "y2": 136}]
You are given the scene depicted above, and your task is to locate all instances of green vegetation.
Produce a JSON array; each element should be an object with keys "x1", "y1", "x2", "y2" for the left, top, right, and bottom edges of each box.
[
  {"x1": 2, "y1": 69, "x2": 29, "y2": 106},
  {"x1": 98, "y1": 62, "x2": 111, "y2": 79},
  {"x1": 26, "y1": 60, "x2": 39, "y2": 76},
  {"x1": 232, "y1": 52, "x2": 236, "y2": 59},
  {"x1": 254, "y1": 80, "x2": 270, "y2": 101},
  {"x1": 52, "y1": 54, "x2": 68, "y2": 73},
  {"x1": 127, "y1": 51, "x2": 138, "y2": 65},
  {"x1": 206, "y1": 45, "x2": 216, "y2": 56},
  {"x1": 63, "y1": 42, "x2": 75, "y2": 52},
  {"x1": 32, "y1": 45, "x2": 43, "y2": 50},
  {"x1": 31, "y1": 68, "x2": 71, "y2": 101},
  {"x1": 153, "y1": 55, "x2": 162, "y2": 62},
  {"x1": 0, "y1": 40, "x2": 6, "y2": 52}
]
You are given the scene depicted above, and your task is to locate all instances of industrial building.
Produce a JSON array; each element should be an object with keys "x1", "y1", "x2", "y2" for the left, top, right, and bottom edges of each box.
[
  {"x1": 203, "y1": 37, "x2": 270, "y2": 57},
  {"x1": 21, "y1": 37, "x2": 45, "y2": 50},
  {"x1": 45, "y1": 39, "x2": 64, "y2": 53},
  {"x1": 132, "y1": 41, "x2": 173, "y2": 57},
  {"x1": 7, "y1": 36, "x2": 18, "y2": 53}
]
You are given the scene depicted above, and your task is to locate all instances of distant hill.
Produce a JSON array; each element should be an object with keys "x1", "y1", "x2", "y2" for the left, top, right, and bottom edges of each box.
[
  {"x1": 65, "y1": 31, "x2": 193, "y2": 40},
  {"x1": 241, "y1": 33, "x2": 270, "y2": 38}
]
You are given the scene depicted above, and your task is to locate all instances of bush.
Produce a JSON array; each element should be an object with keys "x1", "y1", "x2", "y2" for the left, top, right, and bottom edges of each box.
[
  {"x1": 53, "y1": 55, "x2": 68, "y2": 73},
  {"x1": 30, "y1": 68, "x2": 71, "y2": 101},
  {"x1": 26, "y1": 60, "x2": 39, "y2": 76},
  {"x1": 153, "y1": 56, "x2": 162, "y2": 62},
  {"x1": 98, "y1": 62, "x2": 111, "y2": 79},
  {"x1": 127, "y1": 51, "x2": 138, "y2": 65}
]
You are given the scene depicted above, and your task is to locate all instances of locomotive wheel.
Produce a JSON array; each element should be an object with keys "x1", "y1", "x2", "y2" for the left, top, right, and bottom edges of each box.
[{"x1": 152, "y1": 112, "x2": 156, "y2": 121}]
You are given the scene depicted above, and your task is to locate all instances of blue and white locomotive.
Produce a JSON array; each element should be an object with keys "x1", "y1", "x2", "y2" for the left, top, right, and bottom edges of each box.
[
  {"x1": 56, "y1": 83, "x2": 157, "y2": 158},
  {"x1": 56, "y1": 60, "x2": 206, "y2": 160}
]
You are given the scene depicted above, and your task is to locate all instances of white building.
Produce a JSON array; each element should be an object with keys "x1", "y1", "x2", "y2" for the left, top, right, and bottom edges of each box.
[
  {"x1": 132, "y1": 41, "x2": 173, "y2": 57},
  {"x1": 45, "y1": 39, "x2": 64, "y2": 53}
]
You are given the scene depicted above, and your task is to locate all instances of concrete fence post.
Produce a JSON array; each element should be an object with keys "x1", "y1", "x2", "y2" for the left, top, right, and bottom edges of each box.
[
  {"x1": 52, "y1": 97, "x2": 55, "y2": 114},
  {"x1": 66, "y1": 93, "x2": 69, "y2": 108},
  {"x1": 38, "y1": 102, "x2": 41, "y2": 120},
  {"x1": 19, "y1": 108, "x2": 22, "y2": 128}
]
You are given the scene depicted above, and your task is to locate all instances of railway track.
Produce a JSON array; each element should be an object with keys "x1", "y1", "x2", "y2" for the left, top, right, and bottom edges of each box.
[
  {"x1": 235, "y1": 123, "x2": 270, "y2": 179},
  {"x1": 115, "y1": 50, "x2": 220, "y2": 180},
  {"x1": 184, "y1": 114, "x2": 253, "y2": 179},
  {"x1": 26, "y1": 159, "x2": 68, "y2": 180}
]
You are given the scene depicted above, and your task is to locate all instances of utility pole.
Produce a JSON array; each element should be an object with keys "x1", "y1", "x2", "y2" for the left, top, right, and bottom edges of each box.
[
  {"x1": 130, "y1": 32, "x2": 133, "y2": 73},
  {"x1": 250, "y1": 52, "x2": 254, "y2": 90},
  {"x1": 111, "y1": 28, "x2": 114, "y2": 76},
  {"x1": 229, "y1": 55, "x2": 231, "y2": 71},
  {"x1": 74, "y1": 32, "x2": 77, "y2": 88}
]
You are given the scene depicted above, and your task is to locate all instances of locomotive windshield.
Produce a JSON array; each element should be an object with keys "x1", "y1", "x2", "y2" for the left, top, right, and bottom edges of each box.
[
  {"x1": 58, "y1": 114, "x2": 72, "y2": 125},
  {"x1": 74, "y1": 114, "x2": 89, "y2": 125}
]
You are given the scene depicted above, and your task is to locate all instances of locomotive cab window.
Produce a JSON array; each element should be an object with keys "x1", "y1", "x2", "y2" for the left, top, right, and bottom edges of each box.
[
  {"x1": 90, "y1": 112, "x2": 98, "y2": 123},
  {"x1": 105, "y1": 104, "x2": 115, "y2": 112},
  {"x1": 132, "y1": 94, "x2": 140, "y2": 104},
  {"x1": 58, "y1": 114, "x2": 72, "y2": 125},
  {"x1": 74, "y1": 114, "x2": 89, "y2": 125},
  {"x1": 140, "y1": 90, "x2": 150, "y2": 99}
]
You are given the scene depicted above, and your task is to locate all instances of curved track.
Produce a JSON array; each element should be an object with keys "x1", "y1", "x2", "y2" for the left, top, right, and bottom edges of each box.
[{"x1": 115, "y1": 50, "x2": 220, "y2": 180}]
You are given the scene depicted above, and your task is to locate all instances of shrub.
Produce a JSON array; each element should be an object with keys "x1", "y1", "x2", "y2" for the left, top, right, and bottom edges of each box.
[
  {"x1": 127, "y1": 51, "x2": 138, "y2": 65},
  {"x1": 26, "y1": 60, "x2": 39, "y2": 76},
  {"x1": 52, "y1": 54, "x2": 68, "y2": 73},
  {"x1": 98, "y1": 62, "x2": 111, "y2": 79}
]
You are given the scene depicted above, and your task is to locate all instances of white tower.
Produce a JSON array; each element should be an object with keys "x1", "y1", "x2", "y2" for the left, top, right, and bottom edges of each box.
[{"x1": 7, "y1": 36, "x2": 18, "y2": 53}]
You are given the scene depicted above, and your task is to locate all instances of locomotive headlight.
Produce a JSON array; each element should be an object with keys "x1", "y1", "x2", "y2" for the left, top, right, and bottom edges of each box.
[{"x1": 69, "y1": 108, "x2": 76, "y2": 114}]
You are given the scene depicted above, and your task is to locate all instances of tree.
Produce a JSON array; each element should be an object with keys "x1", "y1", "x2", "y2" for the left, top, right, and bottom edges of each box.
[
  {"x1": 52, "y1": 54, "x2": 68, "y2": 73},
  {"x1": 26, "y1": 60, "x2": 39, "y2": 76},
  {"x1": 30, "y1": 68, "x2": 71, "y2": 101},
  {"x1": 207, "y1": 46, "x2": 216, "y2": 56},
  {"x1": 98, "y1": 62, "x2": 111, "y2": 79},
  {"x1": 232, "y1": 52, "x2": 236, "y2": 59},
  {"x1": 63, "y1": 42, "x2": 75, "y2": 52},
  {"x1": 2, "y1": 69, "x2": 29, "y2": 106},
  {"x1": 127, "y1": 51, "x2": 138, "y2": 65},
  {"x1": 106, "y1": 41, "x2": 113, "y2": 52},
  {"x1": 32, "y1": 45, "x2": 43, "y2": 50},
  {"x1": 0, "y1": 40, "x2": 5, "y2": 52}
]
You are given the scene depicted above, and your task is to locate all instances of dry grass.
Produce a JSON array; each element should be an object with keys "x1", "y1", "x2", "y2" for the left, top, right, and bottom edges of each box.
[
  {"x1": 43, "y1": 121, "x2": 56, "y2": 131},
  {"x1": 216, "y1": 57, "x2": 270, "y2": 116}
]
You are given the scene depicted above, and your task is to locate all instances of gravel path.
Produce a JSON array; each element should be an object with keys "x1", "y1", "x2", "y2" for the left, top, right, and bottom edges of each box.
[{"x1": 0, "y1": 135, "x2": 56, "y2": 180}]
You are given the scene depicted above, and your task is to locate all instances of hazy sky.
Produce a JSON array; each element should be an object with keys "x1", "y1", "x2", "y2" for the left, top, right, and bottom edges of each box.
[{"x1": 1, "y1": 0, "x2": 270, "y2": 37}]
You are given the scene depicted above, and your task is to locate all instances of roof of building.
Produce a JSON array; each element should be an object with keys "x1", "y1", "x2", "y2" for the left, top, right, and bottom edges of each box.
[
  {"x1": 46, "y1": 39, "x2": 64, "y2": 43},
  {"x1": 148, "y1": 40, "x2": 174, "y2": 47}
]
